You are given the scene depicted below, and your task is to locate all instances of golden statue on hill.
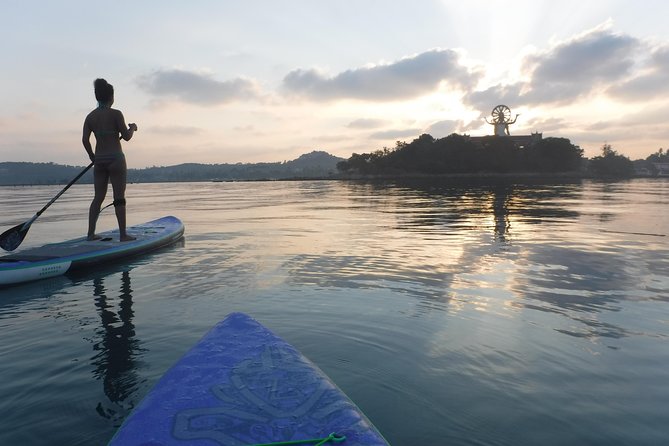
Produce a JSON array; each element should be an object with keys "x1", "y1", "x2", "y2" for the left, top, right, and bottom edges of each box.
[{"x1": 485, "y1": 105, "x2": 519, "y2": 136}]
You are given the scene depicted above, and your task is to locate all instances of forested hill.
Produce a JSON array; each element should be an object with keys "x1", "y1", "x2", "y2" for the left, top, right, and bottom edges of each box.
[{"x1": 0, "y1": 151, "x2": 344, "y2": 185}]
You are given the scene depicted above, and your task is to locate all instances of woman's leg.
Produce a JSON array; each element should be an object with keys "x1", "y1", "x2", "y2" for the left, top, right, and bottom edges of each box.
[
  {"x1": 108, "y1": 156, "x2": 135, "y2": 241},
  {"x1": 88, "y1": 165, "x2": 109, "y2": 240}
]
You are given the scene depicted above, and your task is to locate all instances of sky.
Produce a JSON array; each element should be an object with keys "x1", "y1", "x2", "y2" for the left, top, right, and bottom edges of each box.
[{"x1": 3, "y1": 0, "x2": 669, "y2": 168}]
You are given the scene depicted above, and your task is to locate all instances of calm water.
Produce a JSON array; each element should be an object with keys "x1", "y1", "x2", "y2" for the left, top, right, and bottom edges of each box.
[{"x1": 1, "y1": 178, "x2": 668, "y2": 445}]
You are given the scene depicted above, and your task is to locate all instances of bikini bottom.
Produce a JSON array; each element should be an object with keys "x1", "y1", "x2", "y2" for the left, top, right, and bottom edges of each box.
[{"x1": 95, "y1": 152, "x2": 125, "y2": 167}]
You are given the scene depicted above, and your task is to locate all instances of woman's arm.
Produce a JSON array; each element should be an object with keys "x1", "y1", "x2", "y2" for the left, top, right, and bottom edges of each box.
[
  {"x1": 82, "y1": 117, "x2": 95, "y2": 162},
  {"x1": 116, "y1": 110, "x2": 137, "y2": 141}
]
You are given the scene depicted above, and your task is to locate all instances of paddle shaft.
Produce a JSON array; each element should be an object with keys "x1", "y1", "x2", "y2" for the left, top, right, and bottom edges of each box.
[
  {"x1": 32, "y1": 162, "x2": 94, "y2": 221},
  {"x1": 0, "y1": 162, "x2": 94, "y2": 251}
]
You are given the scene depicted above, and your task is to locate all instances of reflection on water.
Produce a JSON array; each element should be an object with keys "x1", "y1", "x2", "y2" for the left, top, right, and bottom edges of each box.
[
  {"x1": 361, "y1": 179, "x2": 668, "y2": 338},
  {"x1": 492, "y1": 185, "x2": 510, "y2": 242},
  {"x1": 90, "y1": 270, "x2": 143, "y2": 423},
  {"x1": 286, "y1": 179, "x2": 589, "y2": 305},
  {"x1": 0, "y1": 179, "x2": 668, "y2": 446}
]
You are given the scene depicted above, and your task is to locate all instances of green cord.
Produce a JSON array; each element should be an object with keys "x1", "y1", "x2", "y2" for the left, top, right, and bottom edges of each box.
[{"x1": 249, "y1": 432, "x2": 346, "y2": 446}]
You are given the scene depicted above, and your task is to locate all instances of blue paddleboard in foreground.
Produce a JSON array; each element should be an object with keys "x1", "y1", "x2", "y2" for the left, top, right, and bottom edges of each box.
[
  {"x1": 0, "y1": 216, "x2": 184, "y2": 287},
  {"x1": 109, "y1": 312, "x2": 389, "y2": 446}
]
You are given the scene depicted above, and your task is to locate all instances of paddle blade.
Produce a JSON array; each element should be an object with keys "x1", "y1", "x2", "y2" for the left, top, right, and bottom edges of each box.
[{"x1": 0, "y1": 222, "x2": 30, "y2": 251}]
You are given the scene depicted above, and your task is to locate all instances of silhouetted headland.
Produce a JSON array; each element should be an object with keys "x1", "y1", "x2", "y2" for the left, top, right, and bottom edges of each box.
[{"x1": 1, "y1": 143, "x2": 667, "y2": 186}]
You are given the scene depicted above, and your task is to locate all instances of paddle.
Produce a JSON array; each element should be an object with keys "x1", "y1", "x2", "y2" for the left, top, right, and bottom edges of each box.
[{"x1": 0, "y1": 162, "x2": 94, "y2": 252}]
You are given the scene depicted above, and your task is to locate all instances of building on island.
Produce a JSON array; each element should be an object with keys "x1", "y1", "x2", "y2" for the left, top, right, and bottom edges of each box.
[{"x1": 653, "y1": 163, "x2": 669, "y2": 176}]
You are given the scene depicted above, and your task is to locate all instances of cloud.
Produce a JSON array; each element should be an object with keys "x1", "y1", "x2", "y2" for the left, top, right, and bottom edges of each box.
[
  {"x1": 524, "y1": 117, "x2": 569, "y2": 133},
  {"x1": 137, "y1": 69, "x2": 262, "y2": 105},
  {"x1": 607, "y1": 45, "x2": 669, "y2": 101},
  {"x1": 312, "y1": 133, "x2": 356, "y2": 143},
  {"x1": 425, "y1": 120, "x2": 461, "y2": 136},
  {"x1": 608, "y1": 72, "x2": 668, "y2": 101},
  {"x1": 369, "y1": 128, "x2": 422, "y2": 139},
  {"x1": 585, "y1": 102, "x2": 669, "y2": 132},
  {"x1": 147, "y1": 125, "x2": 204, "y2": 135},
  {"x1": 465, "y1": 25, "x2": 640, "y2": 111},
  {"x1": 283, "y1": 49, "x2": 481, "y2": 101},
  {"x1": 525, "y1": 27, "x2": 638, "y2": 91},
  {"x1": 346, "y1": 118, "x2": 386, "y2": 129},
  {"x1": 466, "y1": 83, "x2": 524, "y2": 113}
]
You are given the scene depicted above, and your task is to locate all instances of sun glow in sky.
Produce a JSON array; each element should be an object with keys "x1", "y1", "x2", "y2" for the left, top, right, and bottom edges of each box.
[{"x1": 3, "y1": 0, "x2": 669, "y2": 168}]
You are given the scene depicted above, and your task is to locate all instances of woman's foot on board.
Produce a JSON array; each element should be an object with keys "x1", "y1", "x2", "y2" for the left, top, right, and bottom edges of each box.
[
  {"x1": 120, "y1": 234, "x2": 136, "y2": 242},
  {"x1": 87, "y1": 234, "x2": 102, "y2": 241}
]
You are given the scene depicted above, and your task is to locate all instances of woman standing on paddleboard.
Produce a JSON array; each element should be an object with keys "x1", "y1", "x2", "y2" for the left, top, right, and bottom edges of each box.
[{"x1": 83, "y1": 78, "x2": 137, "y2": 242}]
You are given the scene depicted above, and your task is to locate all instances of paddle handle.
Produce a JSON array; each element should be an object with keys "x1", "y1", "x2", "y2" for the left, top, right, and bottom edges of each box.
[{"x1": 36, "y1": 162, "x2": 94, "y2": 217}]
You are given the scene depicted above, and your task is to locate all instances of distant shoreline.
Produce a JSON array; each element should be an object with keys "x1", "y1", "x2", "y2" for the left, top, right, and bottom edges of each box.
[{"x1": 2, "y1": 171, "x2": 665, "y2": 187}]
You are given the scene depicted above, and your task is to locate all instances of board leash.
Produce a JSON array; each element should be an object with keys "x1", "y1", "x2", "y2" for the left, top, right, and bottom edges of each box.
[{"x1": 249, "y1": 432, "x2": 346, "y2": 446}]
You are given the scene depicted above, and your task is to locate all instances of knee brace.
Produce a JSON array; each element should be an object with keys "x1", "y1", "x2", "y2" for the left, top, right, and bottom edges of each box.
[{"x1": 113, "y1": 198, "x2": 126, "y2": 207}]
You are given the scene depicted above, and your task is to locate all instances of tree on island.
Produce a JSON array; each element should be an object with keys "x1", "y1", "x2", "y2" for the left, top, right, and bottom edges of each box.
[
  {"x1": 642, "y1": 148, "x2": 669, "y2": 176},
  {"x1": 646, "y1": 148, "x2": 669, "y2": 164},
  {"x1": 337, "y1": 133, "x2": 584, "y2": 175},
  {"x1": 587, "y1": 144, "x2": 634, "y2": 177}
]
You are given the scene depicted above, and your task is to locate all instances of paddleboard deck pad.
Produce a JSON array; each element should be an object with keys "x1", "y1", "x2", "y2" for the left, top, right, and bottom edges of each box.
[
  {"x1": 108, "y1": 312, "x2": 389, "y2": 446},
  {"x1": 0, "y1": 216, "x2": 184, "y2": 286}
]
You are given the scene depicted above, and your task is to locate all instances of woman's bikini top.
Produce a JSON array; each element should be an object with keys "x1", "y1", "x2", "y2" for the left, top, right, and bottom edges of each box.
[
  {"x1": 94, "y1": 103, "x2": 118, "y2": 138},
  {"x1": 95, "y1": 129, "x2": 118, "y2": 137}
]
